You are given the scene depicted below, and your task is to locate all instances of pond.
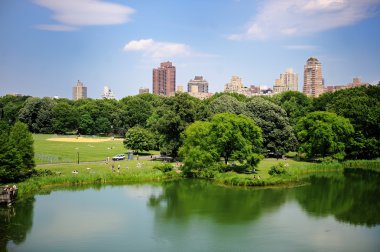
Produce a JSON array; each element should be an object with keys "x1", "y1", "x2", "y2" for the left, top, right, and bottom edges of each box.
[{"x1": 1, "y1": 170, "x2": 380, "y2": 251}]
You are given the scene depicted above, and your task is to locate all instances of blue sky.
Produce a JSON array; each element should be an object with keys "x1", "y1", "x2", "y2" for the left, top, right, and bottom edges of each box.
[{"x1": 1, "y1": 0, "x2": 380, "y2": 99}]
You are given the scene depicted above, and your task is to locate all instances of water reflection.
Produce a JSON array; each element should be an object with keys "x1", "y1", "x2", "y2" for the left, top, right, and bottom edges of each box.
[
  {"x1": 0, "y1": 171, "x2": 379, "y2": 251},
  {"x1": 0, "y1": 197, "x2": 35, "y2": 251},
  {"x1": 295, "y1": 169, "x2": 380, "y2": 227},
  {"x1": 148, "y1": 179, "x2": 287, "y2": 224}
]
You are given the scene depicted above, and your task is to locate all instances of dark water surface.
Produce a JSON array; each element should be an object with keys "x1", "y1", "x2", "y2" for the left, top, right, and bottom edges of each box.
[{"x1": 1, "y1": 171, "x2": 380, "y2": 251}]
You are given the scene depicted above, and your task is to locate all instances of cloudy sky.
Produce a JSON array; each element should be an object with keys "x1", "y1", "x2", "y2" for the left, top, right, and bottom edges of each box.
[{"x1": 1, "y1": 0, "x2": 379, "y2": 98}]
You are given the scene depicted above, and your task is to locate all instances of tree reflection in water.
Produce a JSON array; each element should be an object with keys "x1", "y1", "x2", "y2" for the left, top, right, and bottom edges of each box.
[
  {"x1": 149, "y1": 171, "x2": 380, "y2": 227},
  {"x1": 148, "y1": 179, "x2": 287, "y2": 224},
  {"x1": 295, "y1": 169, "x2": 380, "y2": 227},
  {"x1": 0, "y1": 197, "x2": 35, "y2": 251}
]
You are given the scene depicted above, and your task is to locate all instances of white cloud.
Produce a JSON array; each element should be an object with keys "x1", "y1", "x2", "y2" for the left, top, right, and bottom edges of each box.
[
  {"x1": 284, "y1": 44, "x2": 318, "y2": 50},
  {"x1": 228, "y1": 0, "x2": 380, "y2": 40},
  {"x1": 34, "y1": 0, "x2": 135, "y2": 31},
  {"x1": 123, "y1": 39, "x2": 193, "y2": 58}
]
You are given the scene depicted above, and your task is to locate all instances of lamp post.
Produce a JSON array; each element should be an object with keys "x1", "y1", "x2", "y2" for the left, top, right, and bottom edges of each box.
[{"x1": 77, "y1": 151, "x2": 80, "y2": 164}]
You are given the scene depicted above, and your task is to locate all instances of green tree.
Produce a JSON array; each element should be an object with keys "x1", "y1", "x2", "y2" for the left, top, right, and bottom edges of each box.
[
  {"x1": 18, "y1": 97, "x2": 55, "y2": 133},
  {"x1": 179, "y1": 121, "x2": 219, "y2": 175},
  {"x1": 148, "y1": 93, "x2": 199, "y2": 157},
  {"x1": 95, "y1": 117, "x2": 112, "y2": 134},
  {"x1": 296, "y1": 111, "x2": 354, "y2": 160},
  {"x1": 78, "y1": 113, "x2": 94, "y2": 135},
  {"x1": 124, "y1": 126, "x2": 153, "y2": 153},
  {"x1": 244, "y1": 97, "x2": 297, "y2": 157},
  {"x1": 313, "y1": 86, "x2": 380, "y2": 159},
  {"x1": 179, "y1": 113, "x2": 263, "y2": 176},
  {"x1": 210, "y1": 113, "x2": 263, "y2": 165},
  {"x1": 52, "y1": 101, "x2": 79, "y2": 134},
  {"x1": 208, "y1": 95, "x2": 244, "y2": 115},
  {"x1": 120, "y1": 96, "x2": 153, "y2": 129},
  {"x1": 275, "y1": 91, "x2": 312, "y2": 127},
  {"x1": 0, "y1": 121, "x2": 35, "y2": 182},
  {"x1": 0, "y1": 95, "x2": 30, "y2": 124}
]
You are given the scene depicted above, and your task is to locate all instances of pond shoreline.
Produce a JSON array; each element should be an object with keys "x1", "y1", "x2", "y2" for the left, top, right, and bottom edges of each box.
[{"x1": 10, "y1": 159, "x2": 380, "y2": 201}]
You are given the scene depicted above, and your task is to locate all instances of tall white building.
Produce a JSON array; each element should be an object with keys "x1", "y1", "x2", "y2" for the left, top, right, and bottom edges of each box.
[
  {"x1": 273, "y1": 68, "x2": 298, "y2": 93},
  {"x1": 102, "y1": 86, "x2": 115, "y2": 99}
]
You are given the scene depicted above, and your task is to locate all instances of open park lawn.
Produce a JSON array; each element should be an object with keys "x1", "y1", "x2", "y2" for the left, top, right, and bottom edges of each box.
[
  {"x1": 33, "y1": 134, "x2": 331, "y2": 185},
  {"x1": 33, "y1": 134, "x2": 127, "y2": 164}
]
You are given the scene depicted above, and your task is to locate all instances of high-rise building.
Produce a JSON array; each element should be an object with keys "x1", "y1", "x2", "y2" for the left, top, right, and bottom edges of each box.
[
  {"x1": 224, "y1": 76, "x2": 244, "y2": 93},
  {"x1": 72, "y1": 80, "x2": 87, "y2": 100},
  {"x1": 139, "y1": 87, "x2": 149, "y2": 94},
  {"x1": 102, "y1": 86, "x2": 115, "y2": 99},
  {"x1": 188, "y1": 76, "x2": 208, "y2": 93},
  {"x1": 273, "y1": 68, "x2": 298, "y2": 93},
  {"x1": 153, "y1": 61, "x2": 176, "y2": 96},
  {"x1": 303, "y1": 57, "x2": 324, "y2": 97}
]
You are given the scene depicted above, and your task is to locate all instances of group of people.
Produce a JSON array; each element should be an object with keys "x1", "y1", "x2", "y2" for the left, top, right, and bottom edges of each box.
[{"x1": 111, "y1": 163, "x2": 121, "y2": 172}]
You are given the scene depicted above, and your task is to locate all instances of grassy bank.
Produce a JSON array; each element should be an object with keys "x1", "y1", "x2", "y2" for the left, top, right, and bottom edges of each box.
[
  {"x1": 214, "y1": 159, "x2": 380, "y2": 187},
  {"x1": 16, "y1": 160, "x2": 179, "y2": 198},
  {"x1": 17, "y1": 158, "x2": 380, "y2": 198}
]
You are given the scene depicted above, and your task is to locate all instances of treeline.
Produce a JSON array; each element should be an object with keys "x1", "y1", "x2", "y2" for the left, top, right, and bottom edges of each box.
[{"x1": 0, "y1": 86, "x2": 379, "y2": 161}]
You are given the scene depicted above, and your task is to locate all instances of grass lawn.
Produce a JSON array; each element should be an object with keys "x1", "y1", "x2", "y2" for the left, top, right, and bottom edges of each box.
[
  {"x1": 17, "y1": 159, "x2": 177, "y2": 198},
  {"x1": 255, "y1": 158, "x2": 314, "y2": 179},
  {"x1": 33, "y1": 134, "x2": 158, "y2": 164}
]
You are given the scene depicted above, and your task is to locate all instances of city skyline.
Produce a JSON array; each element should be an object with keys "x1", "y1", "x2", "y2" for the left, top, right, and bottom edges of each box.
[{"x1": 1, "y1": 0, "x2": 380, "y2": 98}]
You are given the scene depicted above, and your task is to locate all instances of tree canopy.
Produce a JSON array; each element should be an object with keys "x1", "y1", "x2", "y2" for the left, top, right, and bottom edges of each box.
[
  {"x1": 243, "y1": 97, "x2": 297, "y2": 157},
  {"x1": 179, "y1": 113, "x2": 263, "y2": 176},
  {"x1": 0, "y1": 121, "x2": 35, "y2": 182},
  {"x1": 296, "y1": 111, "x2": 354, "y2": 160},
  {"x1": 1, "y1": 85, "x2": 379, "y2": 162},
  {"x1": 124, "y1": 126, "x2": 153, "y2": 154}
]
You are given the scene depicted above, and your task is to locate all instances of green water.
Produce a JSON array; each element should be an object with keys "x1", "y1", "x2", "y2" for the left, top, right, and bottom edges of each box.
[{"x1": 1, "y1": 171, "x2": 380, "y2": 251}]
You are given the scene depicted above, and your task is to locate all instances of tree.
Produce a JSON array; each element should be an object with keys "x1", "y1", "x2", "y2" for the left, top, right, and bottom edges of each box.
[
  {"x1": 0, "y1": 95, "x2": 30, "y2": 124},
  {"x1": 179, "y1": 113, "x2": 263, "y2": 176},
  {"x1": 95, "y1": 117, "x2": 112, "y2": 134},
  {"x1": 210, "y1": 113, "x2": 263, "y2": 165},
  {"x1": 243, "y1": 97, "x2": 297, "y2": 157},
  {"x1": 0, "y1": 121, "x2": 35, "y2": 183},
  {"x1": 18, "y1": 97, "x2": 55, "y2": 133},
  {"x1": 313, "y1": 86, "x2": 380, "y2": 159},
  {"x1": 296, "y1": 111, "x2": 354, "y2": 160},
  {"x1": 52, "y1": 101, "x2": 79, "y2": 134},
  {"x1": 124, "y1": 126, "x2": 153, "y2": 153},
  {"x1": 208, "y1": 95, "x2": 244, "y2": 115},
  {"x1": 275, "y1": 91, "x2": 312, "y2": 127},
  {"x1": 120, "y1": 96, "x2": 153, "y2": 129},
  {"x1": 79, "y1": 113, "x2": 94, "y2": 135},
  {"x1": 147, "y1": 93, "x2": 199, "y2": 157},
  {"x1": 178, "y1": 121, "x2": 219, "y2": 175}
]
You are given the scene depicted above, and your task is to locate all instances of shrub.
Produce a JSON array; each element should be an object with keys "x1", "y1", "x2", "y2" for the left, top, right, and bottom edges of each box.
[
  {"x1": 153, "y1": 163, "x2": 173, "y2": 173},
  {"x1": 268, "y1": 163, "x2": 288, "y2": 176}
]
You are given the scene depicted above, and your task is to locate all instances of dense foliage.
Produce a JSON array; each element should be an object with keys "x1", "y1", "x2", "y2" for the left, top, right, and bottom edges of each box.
[
  {"x1": 179, "y1": 113, "x2": 263, "y2": 176},
  {"x1": 124, "y1": 126, "x2": 153, "y2": 154},
  {"x1": 0, "y1": 121, "x2": 35, "y2": 183},
  {"x1": 0, "y1": 85, "x2": 379, "y2": 180}
]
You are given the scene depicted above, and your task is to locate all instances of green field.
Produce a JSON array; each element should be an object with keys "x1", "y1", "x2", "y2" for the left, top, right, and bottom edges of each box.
[
  {"x1": 25, "y1": 134, "x2": 379, "y2": 197},
  {"x1": 34, "y1": 134, "x2": 128, "y2": 164}
]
